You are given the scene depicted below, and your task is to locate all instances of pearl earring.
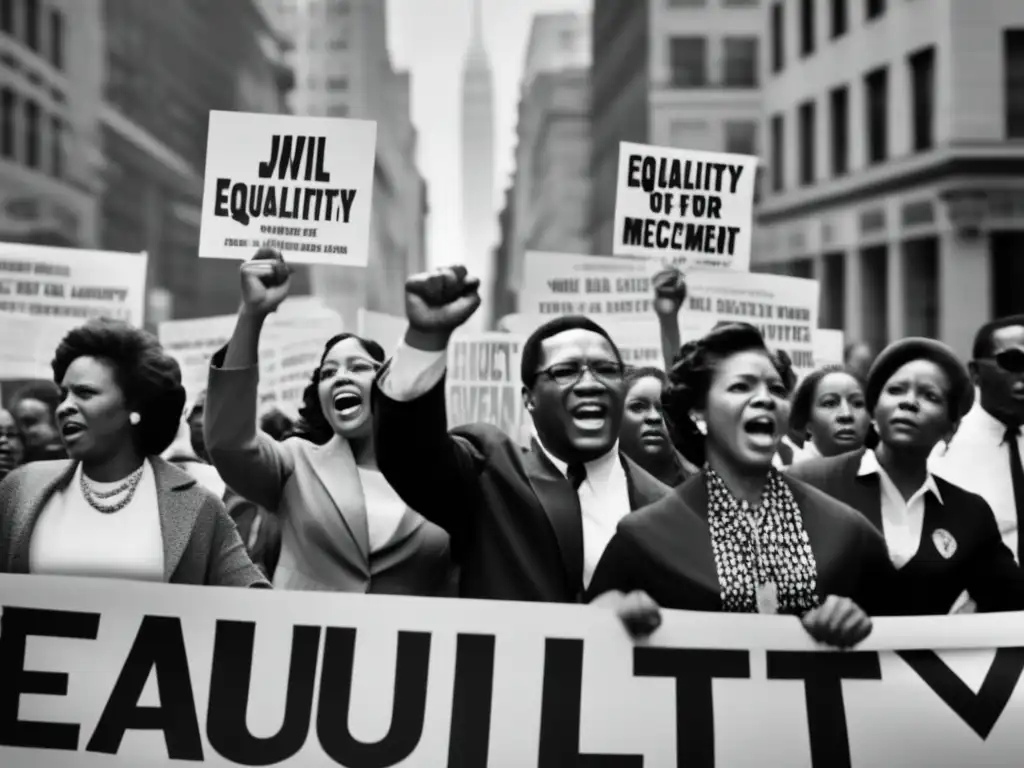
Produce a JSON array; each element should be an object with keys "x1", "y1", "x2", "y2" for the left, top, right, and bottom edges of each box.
[
  {"x1": 690, "y1": 413, "x2": 707, "y2": 436},
  {"x1": 129, "y1": 412, "x2": 141, "y2": 425}
]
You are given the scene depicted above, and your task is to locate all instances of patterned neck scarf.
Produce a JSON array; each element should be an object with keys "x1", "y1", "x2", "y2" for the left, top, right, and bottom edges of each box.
[{"x1": 705, "y1": 467, "x2": 819, "y2": 615}]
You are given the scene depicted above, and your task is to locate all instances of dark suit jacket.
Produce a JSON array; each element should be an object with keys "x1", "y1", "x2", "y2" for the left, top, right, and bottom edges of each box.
[
  {"x1": 587, "y1": 470, "x2": 899, "y2": 616},
  {"x1": 787, "y1": 448, "x2": 1024, "y2": 615},
  {"x1": 372, "y1": 371, "x2": 671, "y2": 602},
  {"x1": 0, "y1": 457, "x2": 269, "y2": 587}
]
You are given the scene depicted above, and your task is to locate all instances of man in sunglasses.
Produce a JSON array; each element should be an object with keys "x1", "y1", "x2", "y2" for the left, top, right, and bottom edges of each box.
[
  {"x1": 932, "y1": 315, "x2": 1024, "y2": 611},
  {"x1": 371, "y1": 265, "x2": 668, "y2": 636}
]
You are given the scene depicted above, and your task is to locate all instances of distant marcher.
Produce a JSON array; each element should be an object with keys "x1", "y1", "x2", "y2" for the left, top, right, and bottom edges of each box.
[
  {"x1": 789, "y1": 365, "x2": 871, "y2": 462},
  {"x1": 618, "y1": 366, "x2": 697, "y2": 487},
  {"x1": 844, "y1": 341, "x2": 875, "y2": 385},
  {"x1": 10, "y1": 380, "x2": 66, "y2": 462},
  {"x1": 0, "y1": 408, "x2": 25, "y2": 482}
]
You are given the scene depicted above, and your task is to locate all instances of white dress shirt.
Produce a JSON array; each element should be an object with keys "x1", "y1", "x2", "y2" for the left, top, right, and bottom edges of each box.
[
  {"x1": 380, "y1": 340, "x2": 632, "y2": 588},
  {"x1": 859, "y1": 449, "x2": 943, "y2": 569},
  {"x1": 359, "y1": 467, "x2": 409, "y2": 552},
  {"x1": 930, "y1": 402, "x2": 1023, "y2": 560}
]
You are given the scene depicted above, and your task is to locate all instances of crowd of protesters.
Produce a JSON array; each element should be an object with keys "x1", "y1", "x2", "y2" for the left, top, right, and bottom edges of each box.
[{"x1": 2, "y1": 247, "x2": 1024, "y2": 648}]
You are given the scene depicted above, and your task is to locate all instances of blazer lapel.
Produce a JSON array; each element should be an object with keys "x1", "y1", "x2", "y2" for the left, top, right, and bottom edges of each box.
[
  {"x1": 620, "y1": 454, "x2": 668, "y2": 510},
  {"x1": 307, "y1": 440, "x2": 371, "y2": 566},
  {"x1": 151, "y1": 458, "x2": 204, "y2": 581},
  {"x1": 522, "y1": 441, "x2": 584, "y2": 595},
  {"x1": 7, "y1": 461, "x2": 76, "y2": 573}
]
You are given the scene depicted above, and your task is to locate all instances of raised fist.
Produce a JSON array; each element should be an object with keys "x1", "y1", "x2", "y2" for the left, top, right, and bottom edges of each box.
[
  {"x1": 652, "y1": 267, "x2": 688, "y2": 318},
  {"x1": 404, "y1": 265, "x2": 481, "y2": 335},
  {"x1": 240, "y1": 248, "x2": 292, "y2": 315}
]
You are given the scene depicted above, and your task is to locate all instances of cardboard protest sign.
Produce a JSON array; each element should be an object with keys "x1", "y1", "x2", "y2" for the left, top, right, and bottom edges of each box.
[
  {"x1": 813, "y1": 328, "x2": 846, "y2": 370},
  {"x1": 446, "y1": 332, "x2": 531, "y2": 446},
  {"x1": 198, "y1": 111, "x2": 376, "y2": 267},
  {"x1": 356, "y1": 308, "x2": 407, "y2": 353},
  {"x1": 613, "y1": 141, "x2": 758, "y2": 271},
  {"x1": 0, "y1": 242, "x2": 148, "y2": 325},
  {"x1": 4, "y1": 573, "x2": 1024, "y2": 767},
  {"x1": 0, "y1": 314, "x2": 82, "y2": 379}
]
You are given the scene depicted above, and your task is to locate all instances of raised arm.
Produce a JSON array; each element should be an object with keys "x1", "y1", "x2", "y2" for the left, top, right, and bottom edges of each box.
[
  {"x1": 205, "y1": 250, "x2": 296, "y2": 512},
  {"x1": 373, "y1": 266, "x2": 488, "y2": 537},
  {"x1": 652, "y1": 267, "x2": 687, "y2": 370}
]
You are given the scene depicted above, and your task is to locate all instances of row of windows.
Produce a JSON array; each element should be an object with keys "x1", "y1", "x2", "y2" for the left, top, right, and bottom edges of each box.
[
  {"x1": 0, "y1": 0, "x2": 64, "y2": 71},
  {"x1": 307, "y1": 75, "x2": 348, "y2": 91},
  {"x1": 668, "y1": 36, "x2": 758, "y2": 88},
  {"x1": 771, "y1": 0, "x2": 887, "y2": 74},
  {"x1": 768, "y1": 45, "x2": 934, "y2": 192},
  {"x1": 666, "y1": 0, "x2": 759, "y2": 7},
  {"x1": 0, "y1": 83, "x2": 64, "y2": 178}
]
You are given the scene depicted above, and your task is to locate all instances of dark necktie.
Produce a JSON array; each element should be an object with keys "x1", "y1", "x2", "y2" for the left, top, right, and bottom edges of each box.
[
  {"x1": 1004, "y1": 424, "x2": 1024, "y2": 563},
  {"x1": 567, "y1": 463, "x2": 587, "y2": 492}
]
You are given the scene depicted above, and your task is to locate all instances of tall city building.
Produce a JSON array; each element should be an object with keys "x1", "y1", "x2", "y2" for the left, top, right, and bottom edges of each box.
[
  {"x1": 100, "y1": 0, "x2": 299, "y2": 326},
  {"x1": 265, "y1": 0, "x2": 429, "y2": 332},
  {"x1": 754, "y1": 0, "x2": 1024, "y2": 358},
  {"x1": 0, "y1": 0, "x2": 104, "y2": 248},
  {"x1": 500, "y1": 11, "x2": 591, "y2": 324},
  {"x1": 590, "y1": 0, "x2": 762, "y2": 255},
  {"x1": 461, "y1": 0, "x2": 496, "y2": 331}
]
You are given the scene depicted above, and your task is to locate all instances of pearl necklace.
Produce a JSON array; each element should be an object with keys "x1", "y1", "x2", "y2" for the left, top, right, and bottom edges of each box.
[{"x1": 81, "y1": 465, "x2": 144, "y2": 515}]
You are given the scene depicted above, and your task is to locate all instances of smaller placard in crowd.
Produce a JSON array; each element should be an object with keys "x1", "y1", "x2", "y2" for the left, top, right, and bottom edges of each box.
[
  {"x1": 813, "y1": 328, "x2": 846, "y2": 371},
  {"x1": 0, "y1": 242, "x2": 148, "y2": 326},
  {"x1": 612, "y1": 141, "x2": 759, "y2": 272},
  {"x1": 198, "y1": 111, "x2": 377, "y2": 267}
]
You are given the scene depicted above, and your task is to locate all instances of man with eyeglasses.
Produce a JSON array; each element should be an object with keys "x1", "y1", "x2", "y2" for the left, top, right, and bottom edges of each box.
[
  {"x1": 931, "y1": 315, "x2": 1024, "y2": 611},
  {"x1": 371, "y1": 266, "x2": 668, "y2": 635}
]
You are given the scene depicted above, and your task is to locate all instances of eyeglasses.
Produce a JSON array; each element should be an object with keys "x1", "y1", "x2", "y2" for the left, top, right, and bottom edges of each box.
[
  {"x1": 980, "y1": 348, "x2": 1024, "y2": 375},
  {"x1": 535, "y1": 360, "x2": 625, "y2": 387}
]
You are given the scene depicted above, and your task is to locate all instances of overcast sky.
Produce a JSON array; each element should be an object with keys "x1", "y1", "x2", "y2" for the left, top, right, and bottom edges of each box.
[{"x1": 386, "y1": 0, "x2": 590, "y2": 268}]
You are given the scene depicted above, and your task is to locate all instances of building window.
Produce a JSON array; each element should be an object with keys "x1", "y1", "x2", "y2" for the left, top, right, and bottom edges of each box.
[
  {"x1": 798, "y1": 100, "x2": 816, "y2": 185},
  {"x1": 48, "y1": 9, "x2": 64, "y2": 70},
  {"x1": 770, "y1": 113, "x2": 785, "y2": 192},
  {"x1": 864, "y1": 66, "x2": 889, "y2": 164},
  {"x1": 24, "y1": 0, "x2": 39, "y2": 51},
  {"x1": 328, "y1": 104, "x2": 348, "y2": 116},
  {"x1": 329, "y1": 38, "x2": 347, "y2": 50},
  {"x1": 908, "y1": 46, "x2": 935, "y2": 151},
  {"x1": 667, "y1": 0, "x2": 706, "y2": 5},
  {"x1": 800, "y1": 0, "x2": 815, "y2": 57},
  {"x1": 830, "y1": 0, "x2": 847, "y2": 38},
  {"x1": 722, "y1": 0, "x2": 758, "y2": 5},
  {"x1": 723, "y1": 37, "x2": 758, "y2": 87},
  {"x1": 1, "y1": 87, "x2": 15, "y2": 158},
  {"x1": 327, "y1": 76, "x2": 348, "y2": 90},
  {"x1": 866, "y1": 0, "x2": 885, "y2": 21},
  {"x1": 770, "y1": 2, "x2": 784, "y2": 73},
  {"x1": 668, "y1": 36, "x2": 707, "y2": 87},
  {"x1": 724, "y1": 121, "x2": 757, "y2": 155},
  {"x1": 669, "y1": 119, "x2": 711, "y2": 150},
  {"x1": 0, "y1": 0, "x2": 13, "y2": 35},
  {"x1": 329, "y1": 0, "x2": 349, "y2": 14},
  {"x1": 24, "y1": 98, "x2": 39, "y2": 168},
  {"x1": 1005, "y1": 30, "x2": 1024, "y2": 138},
  {"x1": 829, "y1": 85, "x2": 849, "y2": 176},
  {"x1": 50, "y1": 115, "x2": 63, "y2": 177}
]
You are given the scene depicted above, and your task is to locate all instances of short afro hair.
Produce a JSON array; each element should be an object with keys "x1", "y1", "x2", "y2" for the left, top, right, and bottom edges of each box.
[
  {"x1": 624, "y1": 365, "x2": 668, "y2": 390},
  {"x1": 295, "y1": 333, "x2": 385, "y2": 445},
  {"x1": 51, "y1": 318, "x2": 187, "y2": 457},
  {"x1": 10, "y1": 380, "x2": 62, "y2": 421},
  {"x1": 972, "y1": 314, "x2": 1024, "y2": 360},
  {"x1": 520, "y1": 315, "x2": 623, "y2": 387}
]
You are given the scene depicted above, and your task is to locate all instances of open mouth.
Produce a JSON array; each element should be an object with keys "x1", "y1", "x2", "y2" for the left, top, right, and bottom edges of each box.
[
  {"x1": 60, "y1": 422, "x2": 85, "y2": 440},
  {"x1": 332, "y1": 391, "x2": 363, "y2": 419},
  {"x1": 742, "y1": 416, "x2": 777, "y2": 447},
  {"x1": 570, "y1": 402, "x2": 609, "y2": 433}
]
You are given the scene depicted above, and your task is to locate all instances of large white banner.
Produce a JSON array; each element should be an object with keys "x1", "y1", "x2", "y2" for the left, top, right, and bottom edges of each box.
[
  {"x1": 2, "y1": 575, "x2": 1024, "y2": 767},
  {"x1": 0, "y1": 242, "x2": 148, "y2": 326}
]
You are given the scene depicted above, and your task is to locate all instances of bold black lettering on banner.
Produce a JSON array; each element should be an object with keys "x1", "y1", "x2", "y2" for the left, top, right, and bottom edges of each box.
[
  {"x1": 626, "y1": 155, "x2": 746, "y2": 195},
  {"x1": 621, "y1": 218, "x2": 741, "y2": 257},
  {"x1": 538, "y1": 638, "x2": 643, "y2": 767},
  {"x1": 767, "y1": 651, "x2": 882, "y2": 768},
  {"x1": 633, "y1": 647, "x2": 750, "y2": 768},
  {"x1": 316, "y1": 628, "x2": 431, "y2": 767},
  {"x1": 898, "y1": 647, "x2": 1024, "y2": 738},
  {"x1": 214, "y1": 134, "x2": 357, "y2": 226},
  {"x1": 85, "y1": 615, "x2": 203, "y2": 761},
  {"x1": 206, "y1": 621, "x2": 322, "y2": 765},
  {"x1": 447, "y1": 633, "x2": 496, "y2": 768},
  {"x1": 0, "y1": 606, "x2": 99, "y2": 751}
]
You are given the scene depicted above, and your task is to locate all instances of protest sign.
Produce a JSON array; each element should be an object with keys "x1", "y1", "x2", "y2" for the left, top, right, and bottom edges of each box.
[
  {"x1": 198, "y1": 111, "x2": 376, "y2": 267},
  {"x1": 3, "y1": 574, "x2": 1024, "y2": 768},
  {"x1": 814, "y1": 328, "x2": 846, "y2": 370},
  {"x1": 356, "y1": 308, "x2": 407, "y2": 352},
  {"x1": 447, "y1": 332, "x2": 531, "y2": 446},
  {"x1": 613, "y1": 141, "x2": 758, "y2": 271},
  {"x1": 0, "y1": 314, "x2": 84, "y2": 379},
  {"x1": 520, "y1": 252, "x2": 818, "y2": 371},
  {"x1": 0, "y1": 242, "x2": 147, "y2": 325}
]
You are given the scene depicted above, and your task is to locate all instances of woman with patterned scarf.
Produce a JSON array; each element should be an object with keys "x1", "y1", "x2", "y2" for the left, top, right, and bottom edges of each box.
[{"x1": 587, "y1": 323, "x2": 900, "y2": 648}]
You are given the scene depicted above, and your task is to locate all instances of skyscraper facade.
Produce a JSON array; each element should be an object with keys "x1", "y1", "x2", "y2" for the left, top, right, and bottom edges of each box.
[{"x1": 460, "y1": 0, "x2": 496, "y2": 330}]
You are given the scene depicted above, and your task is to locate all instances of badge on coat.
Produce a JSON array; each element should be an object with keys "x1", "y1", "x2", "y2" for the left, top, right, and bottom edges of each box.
[{"x1": 932, "y1": 528, "x2": 957, "y2": 559}]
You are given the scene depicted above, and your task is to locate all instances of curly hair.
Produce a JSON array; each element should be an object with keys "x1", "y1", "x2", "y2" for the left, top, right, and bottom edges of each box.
[
  {"x1": 51, "y1": 318, "x2": 186, "y2": 456},
  {"x1": 624, "y1": 365, "x2": 668, "y2": 390},
  {"x1": 662, "y1": 323, "x2": 787, "y2": 466},
  {"x1": 295, "y1": 333, "x2": 385, "y2": 445}
]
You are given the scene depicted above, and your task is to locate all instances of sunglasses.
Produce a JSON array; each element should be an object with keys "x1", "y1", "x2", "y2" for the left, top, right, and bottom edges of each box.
[{"x1": 983, "y1": 348, "x2": 1024, "y2": 374}]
